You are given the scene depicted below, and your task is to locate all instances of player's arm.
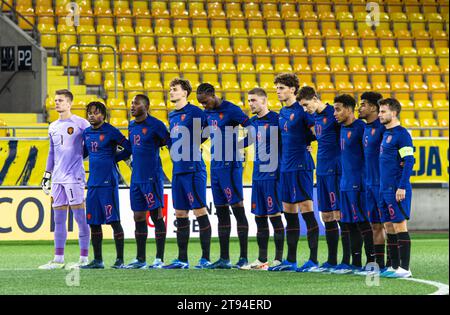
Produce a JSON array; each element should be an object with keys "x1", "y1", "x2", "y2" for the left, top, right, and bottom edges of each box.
[
  {"x1": 155, "y1": 120, "x2": 171, "y2": 148},
  {"x1": 41, "y1": 131, "x2": 54, "y2": 195},
  {"x1": 396, "y1": 131, "x2": 415, "y2": 201},
  {"x1": 200, "y1": 110, "x2": 210, "y2": 144},
  {"x1": 114, "y1": 131, "x2": 132, "y2": 163}
]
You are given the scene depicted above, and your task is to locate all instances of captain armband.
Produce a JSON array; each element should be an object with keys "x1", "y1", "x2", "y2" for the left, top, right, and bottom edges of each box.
[{"x1": 399, "y1": 146, "x2": 414, "y2": 158}]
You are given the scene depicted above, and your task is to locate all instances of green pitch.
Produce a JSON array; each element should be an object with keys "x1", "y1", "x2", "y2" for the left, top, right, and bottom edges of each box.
[{"x1": 0, "y1": 233, "x2": 447, "y2": 295}]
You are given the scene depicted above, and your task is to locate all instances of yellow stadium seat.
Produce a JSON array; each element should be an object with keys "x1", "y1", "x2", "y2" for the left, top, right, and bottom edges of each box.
[
  {"x1": 274, "y1": 56, "x2": 293, "y2": 72},
  {"x1": 285, "y1": 20, "x2": 303, "y2": 37},
  {"x1": 271, "y1": 38, "x2": 289, "y2": 55},
  {"x1": 121, "y1": 54, "x2": 139, "y2": 71},
  {"x1": 150, "y1": 109, "x2": 168, "y2": 122},
  {"x1": 203, "y1": 73, "x2": 221, "y2": 90},
  {"x1": 414, "y1": 99, "x2": 433, "y2": 109},
  {"x1": 259, "y1": 73, "x2": 276, "y2": 92},
  {"x1": 244, "y1": 2, "x2": 262, "y2": 19},
  {"x1": 308, "y1": 39, "x2": 325, "y2": 55},
  {"x1": 408, "y1": 74, "x2": 428, "y2": 91},
  {"x1": 426, "y1": 13, "x2": 444, "y2": 31},
  {"x1": 226, "y1": 2, "x2": 244, "y2": 19},
  {"x1": 267, "y1": 20, "x2": 285, "y2": 38},
  {"x1": 154, "y1": 18, "x2": 172, "y2": 36},
  {"x1": 151, "y1": 1, "x2": 168, "y2": 17},
  {"x1": 194, "y1": 38, "x2": 212, "y2": 55},
  {"x1": 303, "y1": 21, "x2": 321, "y2": 37},
  {"x1": 135, "y1": 18, "x2": 153, "y2": 35},
  {"x1": 382, "y1": 47, "x2": 404, "y2": 72},
  {"x1": 140, "y1": 55, "x2": 159, "y2": 72},
  {"x1": 94, "y1": 0, "x2": 112, "y2": 16},
  {"x1": 97, "y1": 22, "x2": 115, "y2": 36},
  {"x1": 248, "y1": 20, "x2": 266, "y2": 37},
  {"x1": 240, "y1": 74, "x2": 258, "y2": 90},
  {"x1": 293, "y1": 56, "x2": 311, "y2": 73},
  {"x1": 426, "y1": 75, "x2": 447, "y2": 92},
  {"x1": 418, "y1": 111, "x2": 439, "y2": 136},
  {"x1": 183, "y1": 72, "x2": 200, "y2": 89},
  {"x1": 233, "y1": 38, "x2": 251, "y2": 54},
  {"x1": 329, "y1": 48, "x2": 348, "y2": 72},
  {"x1": 173, "y1": 19, "x2": 191, "y2": 36},
  {"x1": 390, "y1": 74, "x2": 410, "y2": 92},
  {"x1": 221, "y1": 73, "x2": 240, "y2": 91},
  {"x1": 207, "y1": 2, "x2": 226, "y2": 18},
  {"x1": 110, "y1": 108, "x2": 128, "y2": 121},
  {"x1": 171, "y1": 1, "x2": 188, "y2": 18},
  {"x1": 401, "y1": 47, "x2": 421, "y2": 73},
  {"x1": 137, "y1": 36, "x2": 156, "y2": 54},
  {"x1": 38, "y1": 22, "x2": 57, "y2": 48},
  {"x1": 237, "y1": 56, "x2": 255, "y2": 72},
  {"x1": 371, "y1": 74, "x2": 391, "y2": 92},
  {"x1": 311, "y1": 56, "x2": 330, "y2": 72},
  {"x1": 218, "y1": 55, "x2": 236, "y2": 72},
  {"x1": 316, "y1": 74, "x2": 335, "y2": 92},
  {"x1": 119, "y1": 36, "x2": 137, "y2": 54},
  {"x1": 281, "y1": 3, "x2": 298, "y2": 19},
  {"x1": 255, "y1": 56, "x2": 274, "y2": 72},
  {"x1": 199, "y1": 56, "x2": 217, "y2": 72},
  {"x1": 225, "y1": 92, "x2": 243, "y2": 107},
  {"x1": 160, "y1": 55, "x2": 178, "y2": 72},
  {"x1": 346, "y1": 46, "x2": 366, "y2": 72},
  {"x1": 109, "y1": 117, "x2": 129, "y2": 127},
  {"x1": 107, "y1": 98, "x2": 126, "y2": 108},
  {"x1": 147, "y1": 92, "x2": 165, "y2": 108},
  {"x1": 229, "y1": 20, "x2": 248, "y2": 37},
  {"x1": 179, "y1": 55, "x2": 198, "y2": 71},
  {"x1": 175, "y1": 37, "x2": 193, "y2": 54},
  {"x1": 189, "y1": 2, "x2": 207, "y2": 17},
  {"x1": 124, "y1": 73, "x2": 144, "y2": 92},
  {"x1": 81, "y1": 53, "x2": 100, "y2": 71},
  {"x1": 215, "y1": 37, "x2": 232, "y2": 54},
  {"x1": 36, "y1": 0, "x2": 53, "y2": 16},
  {"x1": 263, "y1": 3, "x2": 280, "y2": 19},
  {"x1": 144, "y1": 73, "x2": 163, "y2": 91},
  {"x1": 252, "y1": 38, "x2": 270, "y2": 54},
  {"x1": 433, "y1": 99, "x2": 449, "y2": 109},
  {"x1": 211, "y1": 20, "x2": 229, "y2": 37},
  {"x1": 101, "y1": 53, "x2": 119, "y2": 71},
  {"x1": 333, "y1": 74, "x2": 354, "y2": 92},
  {"x1": 288, "y1": 38, "x2": 307, "y2": 55},
  {"x1": 158, "y1": 37, "x2": 175, "y2": 53},
  {"x1": 114, "y1": 0, "x2": 131, "y2": 16},
  {"x1": 353, "y1": 74, "x2": 371, "y2": 91}
]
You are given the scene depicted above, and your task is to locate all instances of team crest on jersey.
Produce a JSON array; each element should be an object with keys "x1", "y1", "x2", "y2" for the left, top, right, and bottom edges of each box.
[
  {"x1": 181, "y1": 114, "x2": 186, "y2": 121},
  {"x1": 290, "y1": 113, "x2": 295, "y2": 121},
  {"x1": 87, "y1": 213, "x2": 92, "y2": 220},
  {"x1": 323, "y1": 117, "x2": 327, "y2": 124},
  {"x1": 371, "y1": 128, "x2": 376, "y2": 136},
  {"x1": 142, "y1": 127, "x2": 148, "y2": 135},
  {"x1": 67, "y1": 127, "x2": 74, "y2": 135},
  {"x1": 387, "y1": 135, "x2": 392, "y2": 143},
  {"x1": 347, "y1": 131, "x2": 352, "y2": 139},
  {"x1": 99, "y1": 134, "x2": 105, "y2": 142},
  {"x1": 219, "y1": 113, "x2": 224, "y2": 120}
]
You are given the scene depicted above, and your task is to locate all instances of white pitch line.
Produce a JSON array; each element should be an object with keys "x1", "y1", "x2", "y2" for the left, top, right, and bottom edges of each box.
[{"x1": 401, "y1": 278, "x2": 449, "y2": 295}]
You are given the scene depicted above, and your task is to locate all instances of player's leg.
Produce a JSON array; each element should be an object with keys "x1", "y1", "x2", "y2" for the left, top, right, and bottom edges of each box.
[
  {"x1": 229, "y1": 167, "x2": 249, "y2": 268},
  {"x1": 270, "y1": 171, "x2": 299, "y2": 271},
  {"x1": 384, "y1": 191, "x2": 412, "y2": 278},
  {"x1": 297, "y1": 171, "x2": 320, "y2": 272},
  {"x1": 149, "y1": 208, "x2": 166, "y2": 266},
  {"x1": 105, "y1": 186, "x2": 124, "y2": 268},
  {"x1": 317, "y1": 175, "x2": 340, "y2": 271},
  {"x1": 354, "y1": 190, "x2": 375, "y2": 268},
  {"x1": 125, "y1": 183, "x2": 148, "y2": 269},
  {"x1": 81, "y1": 187, "x2": 105, "y2": 269},
  {"x1": 163, "y1": 174, "x2": 191, "y2": 269},
  {"x1": 67, "y1": 183, "x2": 90, "y2": 267},
  {"x1": 384, "y1": 221, "x2": 399, "y2": 269},
  {"x1": 372, "y1": 223, "x2": 386, "y2": 270},
  {"x1": 39, "y1": 184, "x2": 68, "y2": 269},
  {"x1": 110, "y1": 221, "x2": 125, "y2": 268},
  {"x1": 192, "y1": 171, "x2": 212, "y2": 267}
]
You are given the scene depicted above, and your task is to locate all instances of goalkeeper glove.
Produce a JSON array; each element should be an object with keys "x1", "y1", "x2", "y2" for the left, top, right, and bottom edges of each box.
[{"x1": 41, "y1": 171, "x2": 51, "y2": 195}]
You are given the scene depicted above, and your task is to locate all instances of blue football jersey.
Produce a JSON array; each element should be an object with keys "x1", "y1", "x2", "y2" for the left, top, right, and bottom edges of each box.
[
  {"x1": 314, "y1": 104, "x2": 341, "y2": 176},
  {"x1": 380, "y1": 125, "x2": 415, "y2": 192},
  {"x1": 129, "y1": 115, "x2": 169, "y2": 183},
  {"x1": 83, "y1": 122, "x2": 131, "y2": 187},
  {"x1": 204, "y1": 100, "x2": 250, "y2": 169},
  {"x1": 363, "y1": 118, "x2": 386, "y2": 186},
  {"x1": 340, "y1": 119, "x2": 366, "y2": 191},
  {"x1": 279, "y1": 101, "x2": 315, "y2": 172},
  {"x1": 168, "y1": 103, "x2": 207, "y2": 175}
]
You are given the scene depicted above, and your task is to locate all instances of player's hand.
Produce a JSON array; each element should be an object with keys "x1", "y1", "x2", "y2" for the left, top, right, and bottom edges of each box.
[
  {"x1": 307, "y1": 145, "x2": 313, "y2": 152},
  {"x1": 41, "y1": 171, "x2": 51, "y2": 195},
  {"x1": 396, "y1": 188, "x2": 406, "y2": 202}
]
